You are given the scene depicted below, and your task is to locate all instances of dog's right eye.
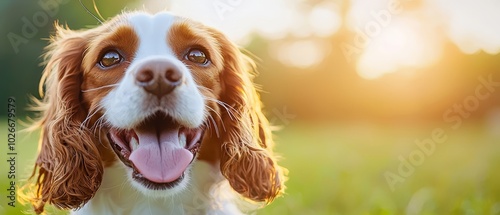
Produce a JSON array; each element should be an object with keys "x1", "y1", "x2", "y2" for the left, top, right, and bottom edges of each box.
[
  {"x1": 99, "y1": 50, "x2": 123, "y2": 68},
  {"x1": 185, "y1": 48, "x2": 209, "y2": 65}
]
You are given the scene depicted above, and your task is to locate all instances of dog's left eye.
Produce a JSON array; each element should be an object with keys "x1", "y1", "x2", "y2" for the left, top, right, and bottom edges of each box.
[
  {"x1": 99, "y1": 50, "x2": 123, "y2": 68},
  {"x1": 185, "y1": 48, "x2": 209, "y2": 65}
]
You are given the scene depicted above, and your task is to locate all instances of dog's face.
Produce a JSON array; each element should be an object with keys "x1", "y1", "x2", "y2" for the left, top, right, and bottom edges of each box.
[
  {"x1": 25, "y1": 12, "x2": 284, "y2": 213},
  {"x1": 82, "y1": 13, "x2": 224, "y2": 195}
]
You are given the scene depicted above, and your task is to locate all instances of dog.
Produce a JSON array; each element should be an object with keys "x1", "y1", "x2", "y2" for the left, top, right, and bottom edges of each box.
[{"x1": 24, "y1": 11, "x2": 285, "y2": 215}]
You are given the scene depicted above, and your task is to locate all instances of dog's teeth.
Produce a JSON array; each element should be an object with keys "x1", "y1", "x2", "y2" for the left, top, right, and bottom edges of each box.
[
  {"x1": 130, "y1": 137, "x2": 139, "y2": 151},
  {"x1": 179, "y1": 133, "x2": 187, "y2": 148}
]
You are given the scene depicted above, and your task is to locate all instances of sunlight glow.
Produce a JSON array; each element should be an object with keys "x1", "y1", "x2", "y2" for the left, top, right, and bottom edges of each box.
[
  {"x1": 349, "y1": 0, "x2": 500, "y2": 79},
  {"x1": 135, "y1": 0, "x2": 302, "y2": 45},
  {"x1": 272, "y1": 40, "x2": 327, "y2": 68},
  {"x1": 357, "y1": 17, "x2": 442, "y2": 79},
  {"x1": 347, "y1": 0, "x2": 391, "y2": 30},
  {"x1": 309, "y1": 1, "x2": 342, "y2": 37},
  {"x1": 134, "y1": 0, "x2": 500, "y2": 72},
  {"x1": 424, "y1": 0, "x2": 500, "y2": 54}
]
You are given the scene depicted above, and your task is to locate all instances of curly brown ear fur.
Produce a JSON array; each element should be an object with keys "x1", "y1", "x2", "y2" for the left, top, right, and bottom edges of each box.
[
  {"x1": 211, "y1": 32, "x2": 285, "y2": 203},
  {"x1": 25, "y1": 25, "x2": 103, "y2": 214}
]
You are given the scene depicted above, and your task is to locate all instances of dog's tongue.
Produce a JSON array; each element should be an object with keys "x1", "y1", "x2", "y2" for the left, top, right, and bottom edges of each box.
[{"x1": 129, "y1": 123, "x2": 193, "y2": 183}]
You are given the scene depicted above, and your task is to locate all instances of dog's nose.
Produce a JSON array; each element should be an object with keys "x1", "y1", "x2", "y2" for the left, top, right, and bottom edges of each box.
[{"x1": 135, "y1": 59, "x2": 183, "y2": 97}]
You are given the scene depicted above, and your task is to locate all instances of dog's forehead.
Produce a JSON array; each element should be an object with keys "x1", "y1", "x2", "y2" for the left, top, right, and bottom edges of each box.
[
  {"x1": 126, "y1": 12, "x2": 177, "y2": 32},
  {"x1": 124, "y1": 12, "x2": 179, "y2": 59}
]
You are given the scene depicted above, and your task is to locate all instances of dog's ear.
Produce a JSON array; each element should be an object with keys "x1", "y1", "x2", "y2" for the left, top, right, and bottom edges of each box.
[
  {"x1": 206, "y1": 31, "x2": 286, "y2": 203},
  {"x1": 24, "y1": 24, "x2": 103, "y2": 214}
]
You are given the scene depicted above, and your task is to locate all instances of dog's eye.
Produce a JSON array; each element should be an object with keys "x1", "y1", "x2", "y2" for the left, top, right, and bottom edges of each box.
[
  {"x1": 99, "y1": 50, "x2": 122, "y2": 68},
  {"x1": 186, "y1": 48, "x2": 209, "y2": 65}
]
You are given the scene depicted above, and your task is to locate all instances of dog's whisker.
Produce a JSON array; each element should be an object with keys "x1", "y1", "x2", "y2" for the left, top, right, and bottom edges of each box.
[
  {"x1": 95, "y1": 116, "x2": 107, "y2": 145},
  {"x1": 204, "y1": 116, "x2": 218, "y2": 137},
  {"x1": 205, "y1": 105, "x2": 226, "y2": 133},
  {"x1": 208, "y1": 114, "x2": 220, "y2": 138},
  {"x1": 89, "y1": 112, "x2": 102, "y2": 132},
  {"x1": 205, "y1": 97, "x2": 240, "y2": 121},
  {"x1": 80, "y1": 106, "x2": 103, "y2": 130},
  {"x1": 81, "y1": 84, "x2": 119, "y2": 92},
  {"x1": 204, "y1": 104, "x2": 222, "y2": 121}
]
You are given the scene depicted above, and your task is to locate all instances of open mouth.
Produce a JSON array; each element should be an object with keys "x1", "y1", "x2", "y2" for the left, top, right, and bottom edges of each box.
[{"x1": 107, "y1": 113, "x2": 204, "y2": 190}]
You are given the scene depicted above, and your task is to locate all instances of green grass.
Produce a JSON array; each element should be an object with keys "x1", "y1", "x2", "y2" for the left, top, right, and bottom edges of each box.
[
  {"x1": 1, "y1": 120, "x2": 500, "y2": 215},
  {"x1": 260, "y1": 123, "x2": 500, "y2": 215}
]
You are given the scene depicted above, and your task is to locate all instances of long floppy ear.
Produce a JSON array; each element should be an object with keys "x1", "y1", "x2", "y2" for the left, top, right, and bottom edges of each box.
[
  {"x1": 25, "y1": 25, "x2": 103, "y2": 214},
  {"x1": 212, "y1": 33, "x2": 285, "y2": 203}
]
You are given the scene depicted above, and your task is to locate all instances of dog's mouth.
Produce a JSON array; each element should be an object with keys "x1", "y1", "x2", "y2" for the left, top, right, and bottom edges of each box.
[{"x1": 107, "y1": 113, "x2": 204, "y2": 190}]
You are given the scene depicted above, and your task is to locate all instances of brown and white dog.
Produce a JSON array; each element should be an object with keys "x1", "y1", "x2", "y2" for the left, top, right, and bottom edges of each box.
[{"x1": 24, "y1": 11, "x2": 285, "y2": 215}]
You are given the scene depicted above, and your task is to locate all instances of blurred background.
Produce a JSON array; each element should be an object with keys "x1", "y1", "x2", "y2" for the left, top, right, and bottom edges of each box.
[{"x1": 1, "y1": 0, "x2": 500, "y2": 214}]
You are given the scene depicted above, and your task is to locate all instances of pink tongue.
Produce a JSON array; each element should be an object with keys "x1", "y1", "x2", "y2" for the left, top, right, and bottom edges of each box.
[{"x1": 129, "y1": 123, "x2": 193, "y2": 183}]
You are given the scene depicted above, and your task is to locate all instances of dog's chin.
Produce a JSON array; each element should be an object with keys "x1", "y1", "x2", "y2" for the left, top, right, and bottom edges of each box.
[
  {"x1": 125, "y1": 164, "x2": 192, "y2": 198},
  {"x1": 107, "y1": 112, "x2": 204, "y2": 197}
]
